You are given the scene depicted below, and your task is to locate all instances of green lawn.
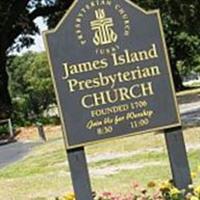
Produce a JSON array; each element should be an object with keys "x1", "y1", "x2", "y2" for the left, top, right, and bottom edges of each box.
[{"x1": 0, "y1": 127, "x2": 200, "y2": 200}]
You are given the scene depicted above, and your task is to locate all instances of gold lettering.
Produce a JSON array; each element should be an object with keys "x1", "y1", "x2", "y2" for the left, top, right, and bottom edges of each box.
[
  {"x1": 105, "y1": 90, "x2": 118, "y2": 103},
  {"x1": 81, "y1": 95, "x2": 94, "y2": 109},
  {"x1": 118, "y1": 88, "x2": 131, "y2": 101},
  {"x1": 67, "y1": 79, "x2": 78, "y2": 92},
  {"x1": 130, "y1": 85, "x2": 142, "y2": 98},
  {"x1": 93, "y1": 92, "x2": 107, "y2": 106},
  {"x1": 112, "y1": 43, "x2": 159, "y2": 67},
  {"x1": 148, "y1": 43, "x2": 158, "y2": 58},
  {"x1": 138, "y1": 51, "x2": 149, "y2": 61},
  {"x1": 141, "y1": 82, "x2": 154, "y2": 96},
  {"x1": 64, "y1": 66, "x2": 160, "y2": 92},
  {"x1": 62, "y1": 58, "x2": 108, "y2": 79},
  {"x1": 91, "y1": 104, "x2": 129, "y2": 118},
  {"x1": 81, "y1": 82, "x2": 155, "y2": 109},
  {"x1": 62, "y1": 63, "x2": 69, "y2": 79}
]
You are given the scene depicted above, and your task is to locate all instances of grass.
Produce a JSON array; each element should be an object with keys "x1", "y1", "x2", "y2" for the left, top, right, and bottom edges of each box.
[
  {"x1": 0, "y1": 126, "x2": 200, "y2": 200},
  {"x1": 90, "y1": 151, "x2": 166, "y2": 168},
  {"x1": 91, "y1": 165, "x2": 171, "y2": 194}
]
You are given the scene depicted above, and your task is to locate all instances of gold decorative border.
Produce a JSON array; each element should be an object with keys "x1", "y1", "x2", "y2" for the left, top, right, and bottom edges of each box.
[{"x1": 43, "y1": 0, "x2": 181, "y2": 150}]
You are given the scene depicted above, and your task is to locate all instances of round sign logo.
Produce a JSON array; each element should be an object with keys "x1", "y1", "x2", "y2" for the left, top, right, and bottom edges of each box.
[{"x1": 74, "y1": 0, "x2": 131, "y2": 55}]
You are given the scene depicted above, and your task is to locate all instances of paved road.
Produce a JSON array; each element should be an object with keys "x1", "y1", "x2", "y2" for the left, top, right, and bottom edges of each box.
[
  {"x1": 0, "y1": 100, "x2": 199, "y2": 169},
  {"x1": 180, "y1": 101, "x2": 200, "y2": 125},
  {"x1": 0, "y1": 142, "x2": 35, "y2": 169}
]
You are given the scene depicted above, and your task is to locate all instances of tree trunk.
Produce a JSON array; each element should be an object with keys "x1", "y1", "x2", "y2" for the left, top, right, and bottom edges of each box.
[
  {"x1": 171, "y1": 61, "x2": 185, "y2": 92},
  {"x1": 0, "y1": 52, "x2": 12, "y2": 119}
]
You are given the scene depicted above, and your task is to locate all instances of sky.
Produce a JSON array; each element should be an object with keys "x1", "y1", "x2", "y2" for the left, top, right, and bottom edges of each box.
[{"x1": 20, "y1": 17, "x2": 47, "y2": 54}]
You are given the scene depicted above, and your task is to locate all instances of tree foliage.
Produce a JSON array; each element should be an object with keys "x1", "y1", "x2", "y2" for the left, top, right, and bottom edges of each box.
[
  {"x1": 7, "y1": 52, "x2": 56, "y2": 125},
  {"x1": 134, "y1": 0, "x2": 200, "y2": 88},
  {"x1": 0, "y1": 0, "x2": 73, "y2": 119},
  {"x1": 0, "y1": 0, "x2": 73, "y2": 52}
]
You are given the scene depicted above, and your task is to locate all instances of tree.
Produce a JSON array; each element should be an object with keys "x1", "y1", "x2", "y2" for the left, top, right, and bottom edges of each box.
[
  {"x1": 8, "y1": 52, "x2": 56, "y2": 124},
  {"x1": 134, "y1": 0, "x2": 200, "y2": 90},
  {"x1": 0, "y1": 0, "x2": 73, "y2": 119},
  {"x1": 1, "y1": 0, "x2": 200, "y2": 119}
]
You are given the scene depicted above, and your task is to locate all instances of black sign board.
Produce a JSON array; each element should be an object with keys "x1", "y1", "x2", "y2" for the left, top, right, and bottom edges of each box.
[{"x1": 44, "y1": 0, "x2": 181, "y2": 149}]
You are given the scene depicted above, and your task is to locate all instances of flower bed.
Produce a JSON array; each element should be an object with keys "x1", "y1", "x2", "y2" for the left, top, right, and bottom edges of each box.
[{"x1": 58, "y1": 166, "x2": 200, "y2": 200}]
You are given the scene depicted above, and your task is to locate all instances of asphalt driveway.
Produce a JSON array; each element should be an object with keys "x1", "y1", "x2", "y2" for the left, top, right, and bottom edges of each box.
[{"x1": 0, "y1": 142, "x2": 35, "y2": 169}]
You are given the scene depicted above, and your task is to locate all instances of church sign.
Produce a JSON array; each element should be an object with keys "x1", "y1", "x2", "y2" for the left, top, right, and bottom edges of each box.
[
  {"x1": 44, "y1": 0, "x2": 181, "y2": 149},
  {"x1": 44, "y1": 1, "x2": 192, "y2": 199}
]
